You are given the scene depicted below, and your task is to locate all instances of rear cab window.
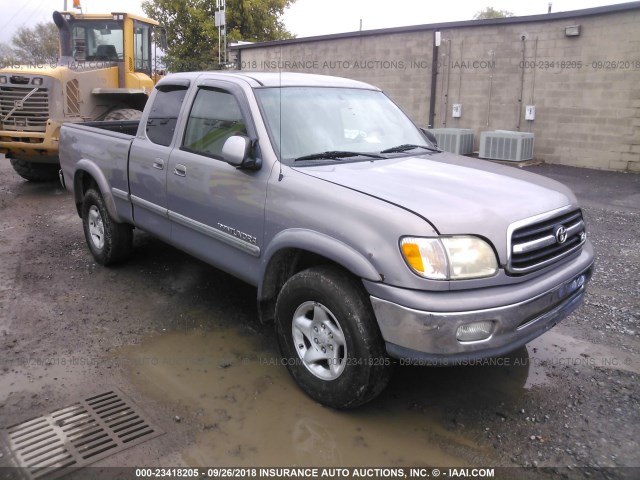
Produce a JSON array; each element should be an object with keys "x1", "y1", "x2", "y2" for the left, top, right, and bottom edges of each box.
[{"x1": 146, "y1": 84, "x2": 189, "y2": 147}]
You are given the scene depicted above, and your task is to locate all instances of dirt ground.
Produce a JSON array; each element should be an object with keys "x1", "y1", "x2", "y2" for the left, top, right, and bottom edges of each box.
[{"x1": 0, "y1": 157, "x2": 638, "y2": 478}]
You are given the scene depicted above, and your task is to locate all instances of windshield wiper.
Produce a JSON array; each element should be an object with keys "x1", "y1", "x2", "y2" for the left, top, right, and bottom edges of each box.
[
  {"x1": 294, "y1": 150, "x2": 386, "y2": 162},
  {"x1": 380, "y1": 144, "x2": 440, "y2": 154}
]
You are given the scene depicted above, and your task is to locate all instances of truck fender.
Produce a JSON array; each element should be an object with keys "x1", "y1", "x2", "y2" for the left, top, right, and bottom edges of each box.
[
  {"x1": 258, "y1": 228, "x2": 382, "y2": 299},
  {"x1": 73, "y1": 159, "x2": 123, "y2": 223}
]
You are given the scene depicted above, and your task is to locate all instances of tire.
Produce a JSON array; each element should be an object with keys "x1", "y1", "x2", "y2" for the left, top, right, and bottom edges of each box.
[
  {"x1": 275, "y1": 265, "x2": 392, "y2": 409},
  {"x1": 10, "y1": 158, "x2": 59, "y2": 182},
  {"x1": 81, "y1": 188, "x2": 133, "y2": 265},
  {"x1": 103, "y1": 108, "x2": 143, "y2": 121}
]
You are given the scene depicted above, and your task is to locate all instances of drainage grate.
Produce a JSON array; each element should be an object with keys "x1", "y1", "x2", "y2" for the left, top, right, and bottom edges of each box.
[{"x1": 0, "y1": 388, "x2": 163, "y2": 479}]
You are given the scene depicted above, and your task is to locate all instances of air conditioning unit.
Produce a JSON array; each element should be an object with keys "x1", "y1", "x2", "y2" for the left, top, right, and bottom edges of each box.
[
  {"x1": 429, "y1": 128, "x2": 474, "y2": 155},
  {"x1": 479, "y1": 130, "x2": 534, "y2": 161}
]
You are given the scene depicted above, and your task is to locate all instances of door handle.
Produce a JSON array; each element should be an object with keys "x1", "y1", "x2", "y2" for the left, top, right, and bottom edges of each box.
[
  {"x1": 152, "y1": 158, "x2": 164, "y2": 170},
  {"x1": 174, "y1": 164, "x2": 187, "y2": 177}
]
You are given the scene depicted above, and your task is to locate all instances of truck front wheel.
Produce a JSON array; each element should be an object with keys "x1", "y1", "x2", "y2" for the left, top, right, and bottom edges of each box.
[
  {"x1": 10, "y1": 159, "x2": 59, "y2": 182},
  {"x1": 81, "y1": 188, "x2": 133, "y2": 265},
  {"x1": 275, "y1": 266, "x2": 392, "y2": 409}
]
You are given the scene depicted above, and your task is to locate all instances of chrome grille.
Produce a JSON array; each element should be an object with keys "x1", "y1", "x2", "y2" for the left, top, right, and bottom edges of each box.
[
  {"x1": 0, "y1": 86, "x2": 50, "y2": 132},
  {"x1": 509, "y1": 209, "x2": 586, "y2": 274}
]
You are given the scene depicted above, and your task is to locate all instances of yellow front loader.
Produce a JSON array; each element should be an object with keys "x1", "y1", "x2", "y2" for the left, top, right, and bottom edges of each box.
[{"x1": 0, "y1": 10, "x2": 162, "y2": 181}]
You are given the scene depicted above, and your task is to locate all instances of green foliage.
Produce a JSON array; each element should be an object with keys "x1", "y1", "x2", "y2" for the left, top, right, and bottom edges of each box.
[
  {"x1": 142, "y1": 0, "x2": 295, "y2": 72},
  {"x1": 0, "y1": 43, "x2": 16, "y2": 67},
  {"x1": 225, "y1": 0, "x2": 295, "y2": 43},
  {"x1": 11, "y1": 22, "x2": 59, "y2": 64},
  {"x1": 473, "y1": 7, "x2": 514, "y2": 20}
]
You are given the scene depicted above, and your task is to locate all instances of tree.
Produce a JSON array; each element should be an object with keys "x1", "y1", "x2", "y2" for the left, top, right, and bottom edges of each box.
[
  {"x1": 141, "y1": 0, "x2": 295, "y2": 72},
  {"x1": 0, "y1": 43, "x2": 17, "y2": 67},
  {"x1": 473, "y1": 7, "x2": 514, "y2": 20},
  {"x1": 11, "y1": 22, "x2": 59, "y2": 64}
]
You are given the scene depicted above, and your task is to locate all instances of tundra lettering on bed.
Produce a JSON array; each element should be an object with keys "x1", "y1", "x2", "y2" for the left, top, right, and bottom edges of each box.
[{"x1": 59, "y1": 72, "x2": 594, "y2": 408}]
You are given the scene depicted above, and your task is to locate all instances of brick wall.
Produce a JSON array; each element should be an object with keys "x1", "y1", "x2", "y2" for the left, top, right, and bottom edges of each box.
[{"x1": 234, "y1": 7, "x2": 640, "y2": 172}]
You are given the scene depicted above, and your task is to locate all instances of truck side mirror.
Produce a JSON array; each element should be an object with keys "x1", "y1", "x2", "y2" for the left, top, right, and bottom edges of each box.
[{"x1": 222, "y1": 135, "x2": 251, "y2": 167}]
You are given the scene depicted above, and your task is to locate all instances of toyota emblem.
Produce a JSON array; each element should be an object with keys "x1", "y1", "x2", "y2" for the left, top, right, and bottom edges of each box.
[{"x1": 554, "y1": 225, "x2": 568, "y2": 244}]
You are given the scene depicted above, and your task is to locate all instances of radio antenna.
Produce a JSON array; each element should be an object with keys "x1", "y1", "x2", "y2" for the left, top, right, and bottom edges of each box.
[{"x1": 278, "y1": 47, "x2": 283, "y2": 181}]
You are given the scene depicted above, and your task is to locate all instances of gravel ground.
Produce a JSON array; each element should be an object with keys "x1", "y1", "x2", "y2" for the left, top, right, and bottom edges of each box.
[{"x1": 0, "y1": 159, "x2": 638, "y2": 479}]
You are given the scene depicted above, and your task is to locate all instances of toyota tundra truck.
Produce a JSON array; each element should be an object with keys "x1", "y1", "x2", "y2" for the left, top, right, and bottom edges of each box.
[{"x1": 59, "y1": 72, "x2": 594, "y2": 408}]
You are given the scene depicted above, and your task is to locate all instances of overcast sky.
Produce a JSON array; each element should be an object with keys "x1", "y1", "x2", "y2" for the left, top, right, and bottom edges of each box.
[{"x1": 0, "y1": 0, "x2": 634, "y2": 45}]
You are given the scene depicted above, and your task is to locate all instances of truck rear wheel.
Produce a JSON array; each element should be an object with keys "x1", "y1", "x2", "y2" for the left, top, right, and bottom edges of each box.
[
  {"x1": 103, "y1": 108, "x2": 143, "y2": 121},
  {"x1": 275, "y1": 266, "x2": 392, "y2": 409},
  {"x1": 81, "y1": 188, "x2": 133, "y2": 265},
  {"x1": 10, "y1": 159, "x2": 59, "y2": 182}
]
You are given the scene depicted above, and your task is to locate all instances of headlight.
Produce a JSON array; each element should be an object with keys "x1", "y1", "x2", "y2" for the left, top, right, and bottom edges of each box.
[
  {"x1": 400, "y1": 236, "x2": 498, "y2": 280},
  {"x1": 0, "y1": 76, "x2": 7, "y2": 84}
]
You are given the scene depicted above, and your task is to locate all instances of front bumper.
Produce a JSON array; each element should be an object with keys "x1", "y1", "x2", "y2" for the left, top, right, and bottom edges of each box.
[
  {"x1": 0, "y1": 120, "x2": 61, "y2": 161},
  {"x1": 370, "y1": 255, "x2": 593, "y2": 365}
]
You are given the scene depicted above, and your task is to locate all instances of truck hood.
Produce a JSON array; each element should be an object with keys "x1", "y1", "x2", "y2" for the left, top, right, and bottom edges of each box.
[{"x1": 293, "y1": 152, "x2": 578, "y2": 262}]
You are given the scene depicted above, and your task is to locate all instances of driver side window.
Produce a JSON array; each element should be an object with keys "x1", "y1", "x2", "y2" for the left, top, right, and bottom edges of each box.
[{"x1": 182, "y1": 88, "x2": 247, "y2": 159}]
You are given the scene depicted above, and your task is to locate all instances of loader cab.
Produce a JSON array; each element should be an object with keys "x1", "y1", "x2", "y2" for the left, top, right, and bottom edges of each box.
[
  {"x1": 58, "y1": 11, "x2": 158, "y2": 89},
  {"x1": 70, "y1": 19, "x2": 124, "y2": 62}
]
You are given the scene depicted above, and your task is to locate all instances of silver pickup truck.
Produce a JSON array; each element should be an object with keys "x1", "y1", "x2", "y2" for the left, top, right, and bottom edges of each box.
[{"x1": 59, "y1": 72, "x2": 594, "y2": 408}]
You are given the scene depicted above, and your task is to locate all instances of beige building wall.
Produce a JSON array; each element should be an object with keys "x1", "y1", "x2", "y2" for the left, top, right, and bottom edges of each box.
[{"x1": 234, "y1": 6, "x2": 640, "y2": 172}]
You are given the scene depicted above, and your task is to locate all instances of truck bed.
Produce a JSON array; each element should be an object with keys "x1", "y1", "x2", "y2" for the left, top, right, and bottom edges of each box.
[
  {"x1": 59, "y1": 121, "x2": 139, "y2": 210},
  {"x1": 77, "y1": 120, "x2": 140, "y2": 136}
]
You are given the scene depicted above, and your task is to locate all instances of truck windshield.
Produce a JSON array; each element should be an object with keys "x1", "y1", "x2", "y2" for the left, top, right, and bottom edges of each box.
[
  {"x1": 255, "y1": 87, "x2": 428, "y2": 163},
  {"x1": 71, "y1": 21, "x2": 124, "y2": 62}
]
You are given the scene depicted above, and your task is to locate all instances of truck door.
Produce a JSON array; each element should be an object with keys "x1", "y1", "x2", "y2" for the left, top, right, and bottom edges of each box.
[
  {"x1": 166, "y1": 80, "x2": 268, "y2": 286},
  {"x1": 128, "y1": 81, "x2": 190, "y2": 241}
]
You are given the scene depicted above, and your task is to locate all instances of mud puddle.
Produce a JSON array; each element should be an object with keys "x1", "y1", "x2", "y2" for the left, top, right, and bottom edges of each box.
[
  {"x1": 526, "y1": 328, "x2": 639, "y2": 376},
  {"x1": 114, "y1": 314, "x2": 639, "y2": 468},
  {"x1": 116, "y1": 325, "x2": 544, "y2": 468}
]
